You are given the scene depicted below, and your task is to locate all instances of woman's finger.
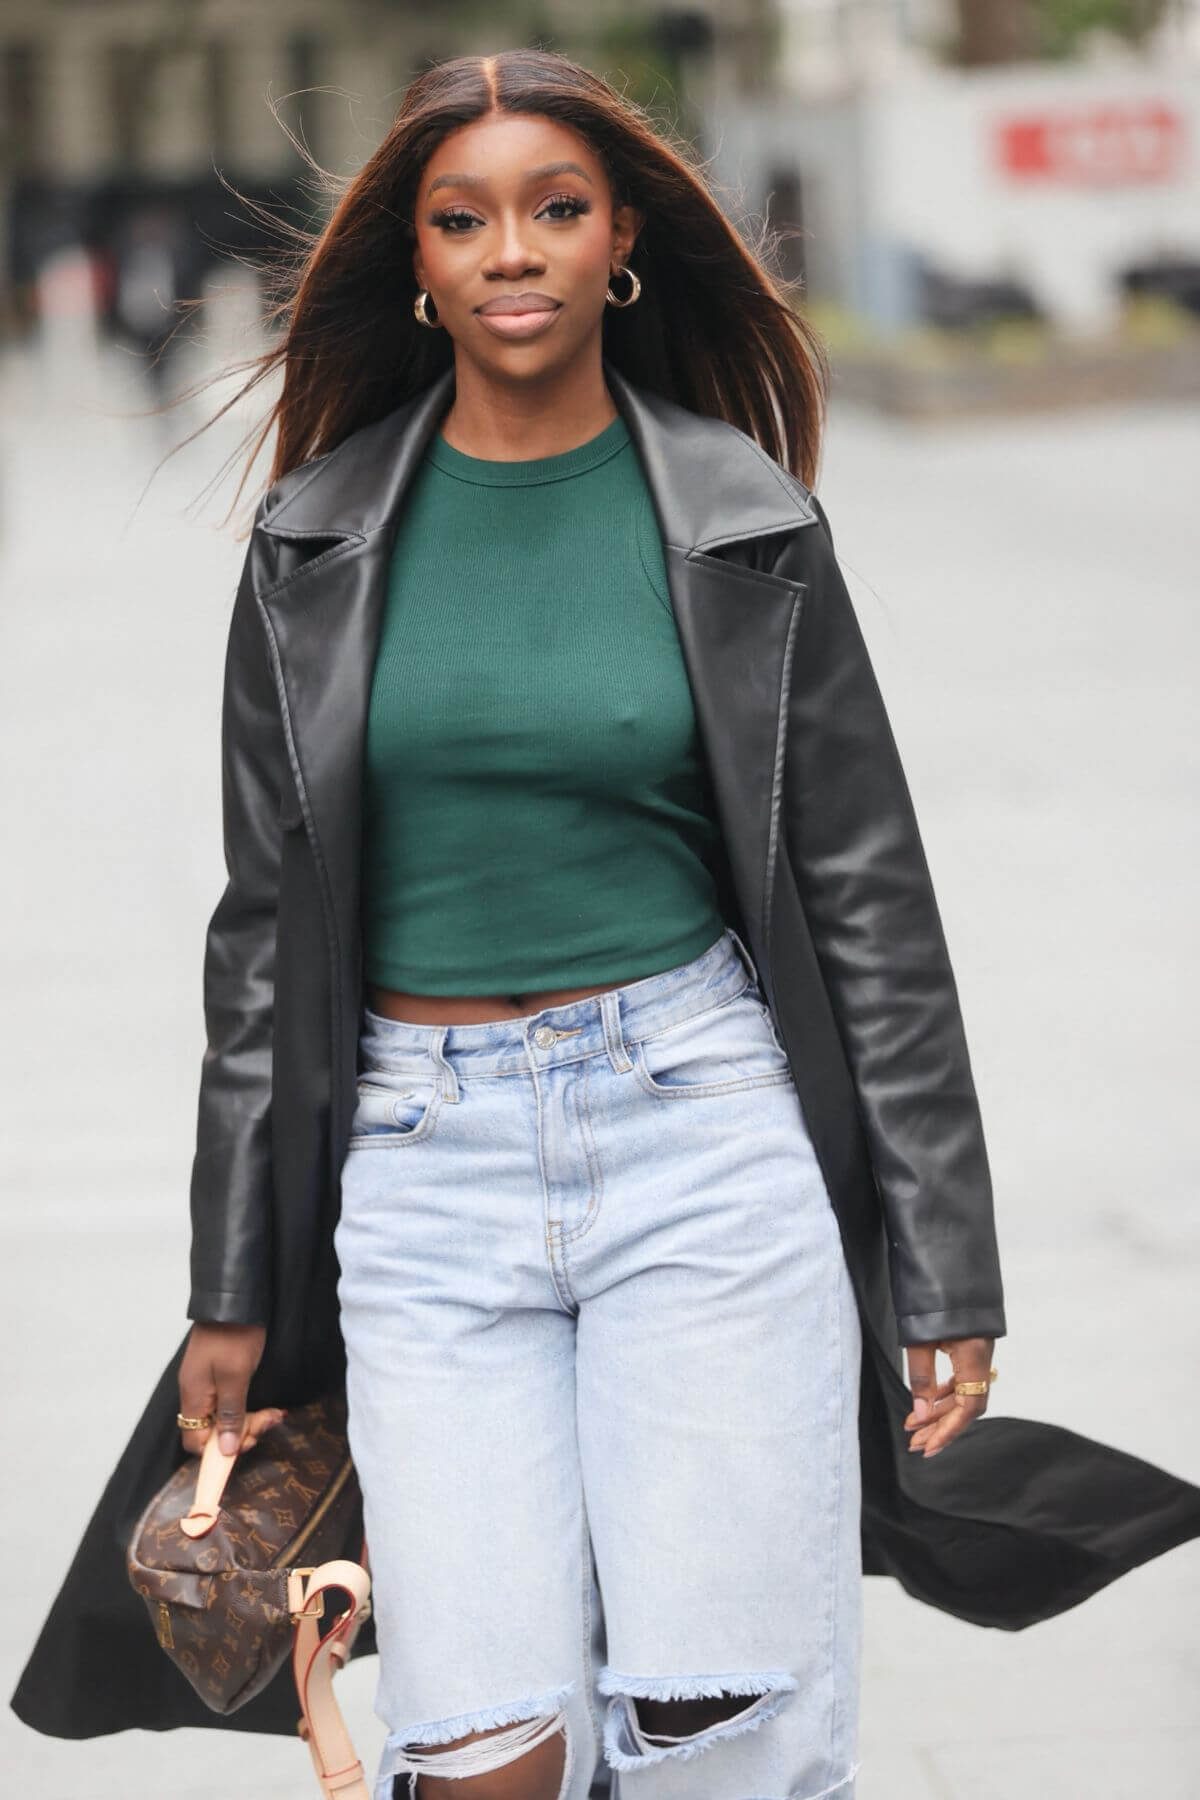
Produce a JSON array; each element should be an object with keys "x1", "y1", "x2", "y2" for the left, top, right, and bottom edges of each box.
[
  {"x1": 909, "y1": 1391, "x2": 990, "y2": 1456},
  {"x1": 903, "y1": 1377, "x2": 957, "y2": 1433},
  {"x1": 239, "y1": 1407, "x2": 287, "y2": 1450},
  {"x1": 906, "y1": 1397, "x2": 960, "y2": 1446},
  {"x1": 177, "y1": 1369, "x2": 219, "y2": 1459},
  {"x1": 907, "y1": 1337, "x2": 994, "y2": 1453}
]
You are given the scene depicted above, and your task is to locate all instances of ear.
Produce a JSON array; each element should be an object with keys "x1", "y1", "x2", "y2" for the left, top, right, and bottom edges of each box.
[{"x1": 612, "y1": 202, "x2": 646, "y2": 265}]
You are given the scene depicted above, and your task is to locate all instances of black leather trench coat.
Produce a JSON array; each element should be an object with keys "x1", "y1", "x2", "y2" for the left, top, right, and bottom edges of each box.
[{"x1": 12, "y1": 359, "x2": 1200, "y2": 1742}]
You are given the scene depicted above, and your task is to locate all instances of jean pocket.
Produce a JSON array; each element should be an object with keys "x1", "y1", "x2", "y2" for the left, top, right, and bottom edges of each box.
[
  {"x1": 632, "y1": 990, "x2": 795, "y2": 1099},
  {"x1": 347, "y1": 1065, "x2": 444, "y2": 1148}
]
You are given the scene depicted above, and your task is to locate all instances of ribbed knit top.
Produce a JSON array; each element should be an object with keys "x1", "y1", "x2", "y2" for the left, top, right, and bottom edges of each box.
[{"x1": 360, "y1": 410, "x2": 727, "y2": 995}]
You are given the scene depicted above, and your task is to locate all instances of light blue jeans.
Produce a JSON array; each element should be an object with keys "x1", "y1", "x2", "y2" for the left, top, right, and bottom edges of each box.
[{"x1": 333, "y1": 925, "x2": 863, "y2": 1800}]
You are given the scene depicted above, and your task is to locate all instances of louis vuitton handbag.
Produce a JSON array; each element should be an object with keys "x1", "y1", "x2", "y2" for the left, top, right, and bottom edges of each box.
[{"x1": 126, "y1": 1388, "x2": 373, "y2": 1800}]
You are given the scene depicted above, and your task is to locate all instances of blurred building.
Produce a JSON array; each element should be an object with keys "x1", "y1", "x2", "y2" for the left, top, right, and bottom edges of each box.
[
  {"x1": 715, "y1": 0, "x2": 1200, "y2": 332},
  {"x1": 2, "y1": 0, "x2": 1200, "y2": 344},
  {"x1": 0, "y1": 1, "x2": 464, "y2": 340}
]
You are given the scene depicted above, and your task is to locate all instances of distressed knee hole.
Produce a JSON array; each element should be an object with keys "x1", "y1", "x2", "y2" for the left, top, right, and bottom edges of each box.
[
  {"x1": 635, "y1": 1691, "x2": 763, "y2": 1742},
  {"x1": 385, "y1": 1680, "x2": 576, "y2": 1797},
  {"x1": 596, "y1": 1667, "x2": 798, "y2": 1771}
]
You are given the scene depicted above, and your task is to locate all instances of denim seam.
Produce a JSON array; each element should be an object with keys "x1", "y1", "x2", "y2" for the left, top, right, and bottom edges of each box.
[
  {"x1": 753, "y1": 996, "x2": 792, "y2": 1061},
  {"x1": 631, "y1": 1044, "x2": 795, "y2": 1102},
  {"x1": 528, "y1": 1039, "x2": 577, "y2": 1314},
  {"x1": 579, "y1": 1493, "x2": 602, "y2": 1773},
  {"x1": 552, "y1": 1220, "x2": 581, "y2": 1308},
  {"x1": 345, "y1": 1086, "x2": 444, "y2": 1148},
  {"x1": 561, "y1": 1051, "x2": 605, "y2": 1244},
  {"x1": 628, "y1": 980, "x2": 753, "y2": 1047}
]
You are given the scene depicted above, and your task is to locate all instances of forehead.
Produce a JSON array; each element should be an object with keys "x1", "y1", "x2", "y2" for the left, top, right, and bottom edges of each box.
[{"x1": 421, "y1": 111, "x2": 603, "y2": 194}]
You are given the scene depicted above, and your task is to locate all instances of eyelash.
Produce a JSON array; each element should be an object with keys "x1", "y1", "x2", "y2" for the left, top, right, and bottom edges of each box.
[{"x1": 429, "y1": 193, "x2": 592, "y2": 233}]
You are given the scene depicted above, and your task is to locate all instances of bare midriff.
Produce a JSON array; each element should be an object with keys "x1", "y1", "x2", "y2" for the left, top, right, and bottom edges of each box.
[{"x1": 365, "y1": 977, "x2": 631, "y2": 1026}]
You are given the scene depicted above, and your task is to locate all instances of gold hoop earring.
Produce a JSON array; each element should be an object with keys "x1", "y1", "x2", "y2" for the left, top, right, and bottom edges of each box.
[
  {"x1": 605, "y1": 264, "x2": 641, "y2": 308},
  {"x1": 413, "y1": 288, "x2": 442, "y2": 328}
]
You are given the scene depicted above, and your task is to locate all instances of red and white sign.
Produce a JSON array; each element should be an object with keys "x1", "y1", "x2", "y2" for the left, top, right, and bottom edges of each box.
[{"x1": 995, "y1": 102, "x2": 1185, "y2": 184}]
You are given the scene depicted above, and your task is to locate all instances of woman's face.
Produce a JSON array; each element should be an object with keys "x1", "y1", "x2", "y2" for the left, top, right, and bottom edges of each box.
[{"x1": 411, "y1": 110, "x2": 642, "y2": 381}]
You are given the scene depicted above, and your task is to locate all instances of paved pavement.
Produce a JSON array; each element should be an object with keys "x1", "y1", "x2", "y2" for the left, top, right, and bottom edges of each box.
[{"x1": 2, "y1": 336, "x2": 1197, "y2": 1797}]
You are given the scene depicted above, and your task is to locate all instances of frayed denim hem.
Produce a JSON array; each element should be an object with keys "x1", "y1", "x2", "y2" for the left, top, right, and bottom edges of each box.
[
  {"x1": 599, "y1": 1669, "x2": 798, "y2": 1771},
  {"x1": 596, "y1": 1666, "x2": 798, "y2": 1702},
  {"x1": 373, "y1": 1677, "x2": 577, "y2": 1799}
]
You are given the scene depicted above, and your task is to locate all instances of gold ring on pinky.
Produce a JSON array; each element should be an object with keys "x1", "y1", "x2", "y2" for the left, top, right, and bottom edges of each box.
[
  {"x1": 176, "y1": 1412, "x2": 214, "y2": 1430},
  {"x1": 953, "y1": 1368, "x2": 999, "y2": 1396}
]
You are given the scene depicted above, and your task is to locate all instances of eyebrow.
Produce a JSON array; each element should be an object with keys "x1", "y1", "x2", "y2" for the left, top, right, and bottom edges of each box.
[{"x1": 425, "y1": 160, "x2": 595, "y2": 198}]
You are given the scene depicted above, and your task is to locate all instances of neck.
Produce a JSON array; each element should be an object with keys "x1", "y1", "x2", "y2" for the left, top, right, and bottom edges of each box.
[{"x1": 437, "y1": 346, "x2": 617, "y2": 462}]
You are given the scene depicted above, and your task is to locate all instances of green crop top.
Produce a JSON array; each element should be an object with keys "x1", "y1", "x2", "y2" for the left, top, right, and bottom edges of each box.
[{"x1": 360, "y1": 409, "x2": 727, "y2": 995}]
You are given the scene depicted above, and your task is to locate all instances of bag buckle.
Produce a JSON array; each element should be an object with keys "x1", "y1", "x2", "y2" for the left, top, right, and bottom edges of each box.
[{"x1": 287, "y1": 1566, "x2": 325, "y2": 1624}]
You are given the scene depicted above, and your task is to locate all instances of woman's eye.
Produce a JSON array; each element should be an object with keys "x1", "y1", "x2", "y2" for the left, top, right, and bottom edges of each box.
[
  {"x1": 538, "y1": 193, "x2": 591, "y2": 221},
  {"x1": 430, "y1": 207, "x2": 478, "y2": 233},
  {"x1": 429, "y1": 194, "x2": 591, "y2": 233}
]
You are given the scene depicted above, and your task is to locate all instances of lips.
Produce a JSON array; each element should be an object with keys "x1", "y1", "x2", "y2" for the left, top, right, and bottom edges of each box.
[
  {"x1": 473, "y1": 295, "x2": 565, "y2": 342},
  {"x1": 476, "y1": 294, "x2": 561, "y2": 315}
]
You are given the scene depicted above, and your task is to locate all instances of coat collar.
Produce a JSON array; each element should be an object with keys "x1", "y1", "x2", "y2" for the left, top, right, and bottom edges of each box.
[{"x1": 258, "y1": 357, "x2": 816, "y2": 557}]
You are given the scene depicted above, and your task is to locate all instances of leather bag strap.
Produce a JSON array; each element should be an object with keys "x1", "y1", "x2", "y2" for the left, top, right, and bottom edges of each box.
[
  {"x1": 179, "y1": 1429, "x2": 239, "y2": 1537},
  {"x1": 289, "y1": 1560, "x2": 373, "y2": 1800}
]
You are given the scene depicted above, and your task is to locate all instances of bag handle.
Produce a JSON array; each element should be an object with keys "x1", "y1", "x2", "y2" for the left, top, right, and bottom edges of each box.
[{"x1": 180, "y1": 1429, "x2": 239, "y2": 1538}]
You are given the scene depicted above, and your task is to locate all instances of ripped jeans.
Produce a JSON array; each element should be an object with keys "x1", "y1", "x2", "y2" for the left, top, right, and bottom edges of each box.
[{"x1": 333, "y1": 925, "x2": 864, "y2": 1800}]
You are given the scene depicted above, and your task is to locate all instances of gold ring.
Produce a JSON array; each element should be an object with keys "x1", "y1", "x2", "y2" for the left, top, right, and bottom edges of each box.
[
  {"x1": 953, "y1": 1366, "x2": 998, "y2": 1396},
  {"x1": 176, "y1": 1411, "x2": 214, "y2": 1430}
]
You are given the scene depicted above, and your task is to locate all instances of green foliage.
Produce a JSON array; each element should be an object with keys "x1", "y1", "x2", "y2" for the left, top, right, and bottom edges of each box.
[
  {"x1": 1036, "y1": 0, "x2": 1165, "y2": 57},
  {"x1": 941, "y1": 0, "x2": 1170, "y2": 64},
  {"x1": 1034, "y1": 0, "x2": 1169, "y2": 58}
]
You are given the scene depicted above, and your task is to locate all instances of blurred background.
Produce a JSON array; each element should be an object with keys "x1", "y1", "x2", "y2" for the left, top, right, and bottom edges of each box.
[{"x1": 2, "y1": 3, "x2": 1198, "y2": 1797}]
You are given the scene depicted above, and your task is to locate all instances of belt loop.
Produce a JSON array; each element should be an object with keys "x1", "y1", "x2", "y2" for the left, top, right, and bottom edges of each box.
[
  {"x1": 429, "y1": 1025, "x2": 460, "y2": 1101},
  {"x1": 600, "y1": 990, "x2": 634, "y2": 1074},
  {"x1": 724, "y1": 923, "x2": 760, "y2": 990}
]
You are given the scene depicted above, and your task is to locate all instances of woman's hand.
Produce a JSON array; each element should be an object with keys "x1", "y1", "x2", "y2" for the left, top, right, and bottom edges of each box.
[
  {"x1": 903, "y1": 1336, "x2": 995, "y2": 1457},
  {"x1": 178, "y1": 1321, "x2": 286, "y2": 1457}
]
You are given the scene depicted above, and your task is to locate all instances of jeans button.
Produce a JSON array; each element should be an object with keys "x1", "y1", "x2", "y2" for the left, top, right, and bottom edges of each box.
[{"x1": 533, "y1": 1025, "x2": 556, "y2": 1048}]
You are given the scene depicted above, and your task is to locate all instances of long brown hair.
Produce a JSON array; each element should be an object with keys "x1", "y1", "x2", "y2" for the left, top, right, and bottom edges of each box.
[{"x1": 184, "y1": 48, "x2": 830, "y2": 524}]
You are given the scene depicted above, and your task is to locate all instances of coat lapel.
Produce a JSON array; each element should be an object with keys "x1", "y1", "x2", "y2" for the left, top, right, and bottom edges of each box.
[
  {"x1": 606, "y1": 365, "x2": 817, "y2": 1019},
  {"x1": 255, "y1": 358, "x2": 818, "y2": 1137}
]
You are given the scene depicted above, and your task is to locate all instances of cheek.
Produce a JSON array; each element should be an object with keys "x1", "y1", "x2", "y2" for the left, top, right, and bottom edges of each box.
[
  {"x1": 558, "y1": 219, "x2": 615, "y2": 290},
  {"x1": 580, "y1": 212, "x2": 614, "y2": 262},
  {"x1": 413, "y1": 226, "x2": 474, "y2": 296}
]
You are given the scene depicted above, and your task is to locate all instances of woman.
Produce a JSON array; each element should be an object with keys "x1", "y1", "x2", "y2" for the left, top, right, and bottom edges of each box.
[{"x1": 12, "y1": 46, "x2": 1200, "y2": 1800}]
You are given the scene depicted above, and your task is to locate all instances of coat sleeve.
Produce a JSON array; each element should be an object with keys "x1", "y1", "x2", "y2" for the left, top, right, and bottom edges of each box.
[
  {"x1": 186, "y1": 505, "x2": 286, "y2": 1326},
  {"x1": 782, "y1": 491, "x2": 1007, "y2": 1347}
]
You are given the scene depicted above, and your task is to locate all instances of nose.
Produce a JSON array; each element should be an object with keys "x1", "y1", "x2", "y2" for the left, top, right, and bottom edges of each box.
[{"x1": 486, "y1": 213, "x2": 544, "y2": 279}]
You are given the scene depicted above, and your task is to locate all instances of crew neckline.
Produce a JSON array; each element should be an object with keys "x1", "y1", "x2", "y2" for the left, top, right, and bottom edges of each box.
[{"x1": 427, "y1": 412, "x2": 630, "y2": 486}]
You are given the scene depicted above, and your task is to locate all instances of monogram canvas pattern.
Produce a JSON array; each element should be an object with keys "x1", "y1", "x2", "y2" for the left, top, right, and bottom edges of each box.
[{"x1": 126, "y1": 1390, "x2": 362, "y2": 1714}]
